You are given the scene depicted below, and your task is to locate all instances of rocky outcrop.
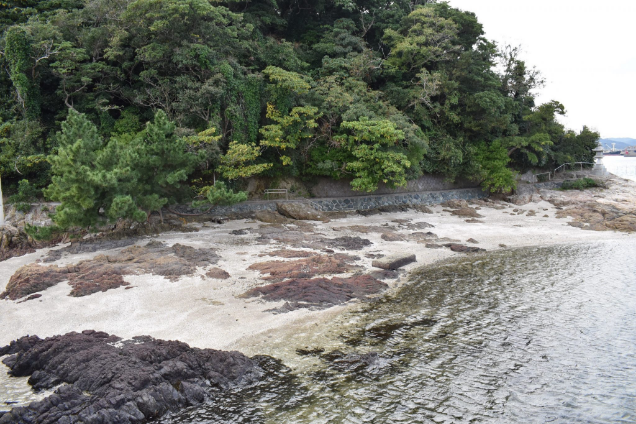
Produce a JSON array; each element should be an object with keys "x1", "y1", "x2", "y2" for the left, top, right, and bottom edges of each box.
[
  {"x1": 242, "y1": 275, "x2": 387, "y2": 311},
  {"x1": 43, "y1": 238, "x2": 138, "y2": 263},
  {"x1": 0, "y1": 331, "x2": 262, "y2": 424},
  {"x1": 1, "y1": 241, "x2": 221, "y2": 301},
  {"x1": 0, "y1": 224, "x2": 52, "y2": 262},
  {"x1": 260, "y1": 249, "x2": 316, "y2": 258},
  {"x1": 276, "y1": 202, "x2": 329, "y2": 222},
  {"x1": 248, "y1": 254, "x2": 360, "y2": 281},
  {"x1": 450, "y1": 207, "x2": 483, "y2": 218},
  {"x1": 556, "y1": 202, "x2": 636, "y2": 233},
  {"x1": 253, "y1": 227, "x2": 373, "y2": 251},
  {"x1": 445, "y1": 244, "x2": 486, "y2": 253},
  {"x1": 371, "y1": 254, "x2": 416, "y2": 270},
  {"x1": 253, "y1": 210, "x2": 290, "y2": 224}
]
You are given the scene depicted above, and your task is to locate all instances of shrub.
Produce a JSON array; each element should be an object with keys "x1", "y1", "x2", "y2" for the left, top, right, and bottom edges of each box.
[
  {"x1": 24, "y1": 223, "x2": 63, "y2": 241},
  {"x1": 561, "y1": 178, "x2": 601, "y2": 190},
  {"x1": 9, "y1": 179, "x2": 39, "y2": 204},
  {"x1": 15, "y1": 202, "x2": 32, "y2": 213}
]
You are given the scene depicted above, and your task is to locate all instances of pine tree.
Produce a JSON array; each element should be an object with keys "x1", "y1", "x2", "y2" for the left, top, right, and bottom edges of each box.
[
  {"x1": 109, "y1": 110, "x2": 199, "y2": 221},
  {"x1": 44, "y1": 110, "x2": 106, "y2": 228}
]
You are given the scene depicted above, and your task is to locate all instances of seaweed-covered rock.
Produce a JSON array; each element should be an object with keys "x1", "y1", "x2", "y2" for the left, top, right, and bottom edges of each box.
[
  {"x1": 0, "y1": 331, "x2": 262, "y2": 424},
  {"x1": 242, "y1": 275, "x2": 387, "y2": 310},
  {"x1": 1, "y1": 242, "x2": 221, "y2": 301},
  {"x1": 248, "y1": 254, "x2": 360, "y2": 281}
]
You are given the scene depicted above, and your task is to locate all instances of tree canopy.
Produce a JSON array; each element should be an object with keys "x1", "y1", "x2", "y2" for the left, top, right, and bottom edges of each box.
[{"x1": 0, "y1": 0, "x2": 599, "y2": 212}]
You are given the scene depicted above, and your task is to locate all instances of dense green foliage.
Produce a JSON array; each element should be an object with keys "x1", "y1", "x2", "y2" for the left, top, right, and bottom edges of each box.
[
  {"x1": 561, "y1": 177, "x2": 602, "y2": 191},
  {"x1": 45, "y1": 109, "x2": 199, "y2": 227},
  {"x1": 0, "y1": 0, "x2": 600, "y2": 215},
  {"x1": 193, "y1": 182, "x2": 248, "y2": 208}
]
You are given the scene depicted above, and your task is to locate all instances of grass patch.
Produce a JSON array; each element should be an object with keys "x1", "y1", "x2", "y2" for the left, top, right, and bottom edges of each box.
[{"x1": 560, "y1": 177, "x2": 603, "y2": 190}]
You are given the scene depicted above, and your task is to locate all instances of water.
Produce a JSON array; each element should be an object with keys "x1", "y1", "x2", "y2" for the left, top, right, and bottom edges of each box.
[
  {"x1": 603, "y1": 156, "x2": 636, "y2": 181},
  {"x1": 160, "y1": 241, "x2": 636, "y2": 424}
]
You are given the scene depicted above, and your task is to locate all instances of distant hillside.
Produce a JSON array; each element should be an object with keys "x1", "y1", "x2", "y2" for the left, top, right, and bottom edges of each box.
[{"x1": 600, "y1": 138, "x2": 636, "y2": 150}]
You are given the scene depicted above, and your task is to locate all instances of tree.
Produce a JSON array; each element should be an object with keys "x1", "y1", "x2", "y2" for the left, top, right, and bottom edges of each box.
[
  {"x1": 218, "y1": 141, "x2": 272, "y2": 180},
  {"x1": 193, "y1": 182, "x2": 247, "y2": 208},
  {"x1": 0, "y1": 174, "x2": 4, "y2": 226},
  {"x1": 109, "y1": 110, "x2": 200, "y2": 221},
  {"x1": 335, "y1": 118, "x2": 411, "y2": 192},
  {"x1": 44, "y1": 109, "x2": 106, "y2": 228},
  {"x1": 474, "y1": 140, "x2": 516, "y2": 193},
  {"x1": 259, "y1": 103, "x2": 321, "y2": 166}
]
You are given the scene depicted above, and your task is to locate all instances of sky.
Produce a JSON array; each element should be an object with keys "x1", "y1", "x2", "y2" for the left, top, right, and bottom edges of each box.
[{"x1": 447, "y1": 0, "x2": 636, "y2": 139}]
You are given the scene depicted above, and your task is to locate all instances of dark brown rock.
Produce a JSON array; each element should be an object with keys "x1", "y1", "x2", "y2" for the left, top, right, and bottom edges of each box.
[
  {"x1": 451, "y1": 207, "x2": 483, "y2": 218},
  {"x1": 0, "y1": 331, "x2": 262, "y2": 424},
  {"x1": 248, "y1": 254, "x2": 360, "y2": 280},
  {"x1": 444, "y1": 244, "x2": 486, "y2": 254},
  {"x1": 261, "y1": 249, "x2": 316, "y2": 258},
  {"x1": 1, "y1": 242, "x2": 221, "y2": 301},
  {"x1": 242, "y1": 275, "x2": 388, "y2": 310},
  {"x1": 206, "y1": 268, "x2": 231, "y2": 279}
]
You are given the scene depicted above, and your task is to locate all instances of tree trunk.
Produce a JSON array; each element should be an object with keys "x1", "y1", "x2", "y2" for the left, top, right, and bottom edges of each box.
[{"x1": 0, "y1": 175, "x2": 4, "y2": 226}]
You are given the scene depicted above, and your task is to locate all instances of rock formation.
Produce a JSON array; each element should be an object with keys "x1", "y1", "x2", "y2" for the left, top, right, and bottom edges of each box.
[{"x1": 0, "y1": 331, "x2": 263, "y2": 424}]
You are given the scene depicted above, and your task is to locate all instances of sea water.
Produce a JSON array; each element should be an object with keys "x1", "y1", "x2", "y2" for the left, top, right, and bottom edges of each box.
[
  {"x1": 603, "y1": 156, "x2": 636, "y2": 182},
  {"x1": 160, "y1": 240, "x2": 636, "y2": 424}
]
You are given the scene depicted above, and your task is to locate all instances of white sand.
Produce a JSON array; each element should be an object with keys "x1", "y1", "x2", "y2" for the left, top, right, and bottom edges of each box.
[{"x1": 1, "y1": 177, "x2": 635, "y2": 357}]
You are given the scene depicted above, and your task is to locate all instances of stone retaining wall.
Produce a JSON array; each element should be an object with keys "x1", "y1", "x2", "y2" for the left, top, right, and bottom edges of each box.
[
  {"x1": 187, "y1": 187, "x2": 487, "y2": 217},
  {"x1": 308, "y1": 187, "x2": 487, "y2": 212}
]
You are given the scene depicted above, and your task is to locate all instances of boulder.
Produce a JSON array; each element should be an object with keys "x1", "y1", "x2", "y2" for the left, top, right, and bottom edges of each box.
[
  {"x1": 206, "y1": 268, "x2": 231, "y2": 279},
  {"x1": 254, "y1": 210, "x2": 290, "y2": 224},
  {"x1": 372, "y1": 253, "x2": 416, "y2": 270},
  {"x1": 444, "y1": 244, "x2": 486, "y2": 254},
  {"x1": 450, "y1": 207, "x2": 483, "y2": 218},
  {"x1": 276, "y1": 202, "x2": 329, "y2": 222}
]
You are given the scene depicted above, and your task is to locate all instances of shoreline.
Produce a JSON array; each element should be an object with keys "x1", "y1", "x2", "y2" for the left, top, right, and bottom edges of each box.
[
  {"x1": 0, "y1": 175, "x2": 635, "y2": 418},
  {"x1": 0, "y1": 176, "x2": 634, "y2": 355}
]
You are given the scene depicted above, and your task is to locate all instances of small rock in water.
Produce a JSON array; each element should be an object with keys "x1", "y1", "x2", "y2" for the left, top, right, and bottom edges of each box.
[
  {"x1": 372, "y1": 254, "x2": 416, "y2": 270},
  {"x1": 466, "y1": 238, "x2": 479, "y2": 244},
  {"x1": 444, "y1": 244, "x2": 486, "y2": 254}
]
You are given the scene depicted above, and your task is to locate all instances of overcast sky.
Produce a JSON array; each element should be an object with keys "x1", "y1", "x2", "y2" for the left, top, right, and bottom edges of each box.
[{"x1": 447, "y1": 0, "x2": 636, "y2": 138}]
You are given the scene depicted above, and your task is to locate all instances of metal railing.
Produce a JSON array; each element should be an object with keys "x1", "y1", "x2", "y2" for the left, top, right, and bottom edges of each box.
[
  {"x1": 264, "y1": 189, "x2": 288, "y2": 200},
  {"x1": 532, "y1": 162, "x2": 596, "y2": 183}
]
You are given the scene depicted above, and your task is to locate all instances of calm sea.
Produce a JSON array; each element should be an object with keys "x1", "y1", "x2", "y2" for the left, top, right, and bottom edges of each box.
[
  {"x1": 603, "y1": 156, "x2": 636, "y2": 181},
  {"x1": 160, "y1": 240, "x2": 636, "y2": 424}
]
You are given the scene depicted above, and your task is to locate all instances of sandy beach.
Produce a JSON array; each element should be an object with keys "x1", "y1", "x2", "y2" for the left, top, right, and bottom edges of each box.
[{"x1": 1, "y1": 176, "x2": 635, "y2": 359}]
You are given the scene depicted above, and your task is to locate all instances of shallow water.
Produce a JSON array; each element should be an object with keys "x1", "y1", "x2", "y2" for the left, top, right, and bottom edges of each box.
[
  {"x1": 603, "y1": 156, "x2": 636, "y2": 181},
  {"x1": 161, "y1": 240, "x2": 636, "y2": 423}
]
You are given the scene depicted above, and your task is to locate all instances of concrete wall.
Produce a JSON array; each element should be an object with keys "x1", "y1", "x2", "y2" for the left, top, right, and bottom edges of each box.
[
  {"x1": 308, "y1": 188, "x2": 487, "y2": 212},
  {"x1": 175, "y1": 187, "x2": 488, "y2": 217},
  {"x1": 306, "y1": 175, "x2": 479, "y2": 198}
]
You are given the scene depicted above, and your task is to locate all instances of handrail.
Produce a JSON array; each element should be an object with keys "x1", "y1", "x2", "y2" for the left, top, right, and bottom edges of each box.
[
  {"x1": 264, "y1": 188, "x2": 288, "y2": 200},
  {"x1": 533, "y1": 162, "x2": 596, "y2": 183}
]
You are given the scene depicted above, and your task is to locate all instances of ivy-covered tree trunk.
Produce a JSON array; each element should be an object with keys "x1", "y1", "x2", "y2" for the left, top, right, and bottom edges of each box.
[
  {"x1": 5, "y1": 26, "x2": 40, "y2": 119},
  {"x1": 0, "y1": 175, "x2": 5, "y2": 226}
]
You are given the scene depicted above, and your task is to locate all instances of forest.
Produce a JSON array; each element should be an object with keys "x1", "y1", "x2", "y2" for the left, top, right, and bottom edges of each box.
[{"x1": 0, "y1": 0, "x2": 600, "y2": 227}]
